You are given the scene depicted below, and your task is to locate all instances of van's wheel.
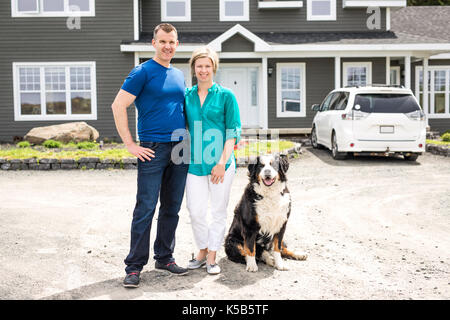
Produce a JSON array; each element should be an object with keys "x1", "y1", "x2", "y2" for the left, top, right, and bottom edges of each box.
[
  {"x1": 404, "y1": 153, "x2": 419, "y2": 161},
  {"x1": 311, "y1": 126, "x2": 320, "y2": 149},
  {"x1": 331, "y1": 132, "x2": 347, "y2": 160}
]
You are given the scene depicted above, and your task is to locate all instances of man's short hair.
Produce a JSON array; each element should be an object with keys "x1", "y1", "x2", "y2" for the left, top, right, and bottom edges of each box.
[{"x1": 153, "y1": 23, "x2": 178, "y2": 39}]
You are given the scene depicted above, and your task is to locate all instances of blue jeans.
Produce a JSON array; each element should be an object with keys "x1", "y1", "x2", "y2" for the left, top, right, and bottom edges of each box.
[{"x1": 124, "y1": 141, "x2": 188, "y2": 274}]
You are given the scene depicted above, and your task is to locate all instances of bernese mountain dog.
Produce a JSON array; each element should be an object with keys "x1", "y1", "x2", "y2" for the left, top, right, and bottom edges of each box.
[{"x1": 225, "y1": 154, "x2": 307, "y2": 272}]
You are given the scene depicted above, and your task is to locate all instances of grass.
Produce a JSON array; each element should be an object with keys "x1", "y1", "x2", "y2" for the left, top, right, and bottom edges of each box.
[
  {"x1": 426, "y1": 139, "x2": 450, "y2": 146},
  {"x1": 1, "y1": 139, "x2": 297, "y2": 162},
  {"x1": 0, "y1": 146, "x2": 133, "y2": 161},
  {"x1": 234, "y1": 140, "x2": 295, "y2": 159}
]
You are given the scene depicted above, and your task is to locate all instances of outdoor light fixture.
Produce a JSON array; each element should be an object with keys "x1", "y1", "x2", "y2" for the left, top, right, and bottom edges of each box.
[{"x1": 268, "y1": 67, "x2": 273, "y2": 76}]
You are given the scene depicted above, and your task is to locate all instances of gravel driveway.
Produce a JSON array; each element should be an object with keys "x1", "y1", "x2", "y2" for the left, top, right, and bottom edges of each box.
[{"x1": 0, "y1": 148, "x2": 449, "y2": 300}]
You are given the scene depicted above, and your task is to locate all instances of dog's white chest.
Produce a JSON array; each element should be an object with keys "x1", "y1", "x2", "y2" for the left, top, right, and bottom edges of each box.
[{"x1": 255, "y1": 191, "x2": 291, "y2": 235}]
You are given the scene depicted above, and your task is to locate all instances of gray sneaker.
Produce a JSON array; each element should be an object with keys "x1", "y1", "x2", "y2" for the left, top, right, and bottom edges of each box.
[
  {"x1": 206, "y1": 263, "x2": 221, "y2": 275},
  {"x1": 187, "y1": 257, "x2": 207, "y2": 269}
]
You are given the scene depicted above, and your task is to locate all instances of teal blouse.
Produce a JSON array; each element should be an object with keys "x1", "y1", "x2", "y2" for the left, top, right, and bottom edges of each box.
[{"x1": 185, "y1": 83, "x2": 242, "y2": 176}]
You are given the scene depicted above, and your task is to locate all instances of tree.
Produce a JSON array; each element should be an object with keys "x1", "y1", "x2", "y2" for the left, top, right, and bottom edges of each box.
[{"x1": 408, "y1": 0, "x2": 450, "y2": 5}]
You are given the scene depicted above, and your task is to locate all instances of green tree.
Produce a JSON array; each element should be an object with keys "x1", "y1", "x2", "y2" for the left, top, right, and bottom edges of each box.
[{"x1": 408, "y1": 0, "x2": 450, "y2": 5}]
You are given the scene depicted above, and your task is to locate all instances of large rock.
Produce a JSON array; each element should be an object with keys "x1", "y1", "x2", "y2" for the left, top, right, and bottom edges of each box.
[{"x1": 24, "y1": 122, "x2": 99, "y2": 144}]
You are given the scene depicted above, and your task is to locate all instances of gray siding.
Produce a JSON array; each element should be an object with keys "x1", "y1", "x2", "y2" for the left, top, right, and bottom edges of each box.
[
  {"x1": 222, "y1": 34, "x2": 255, "y2": 52},
  {"x1": 268, "y1": 57, "x2": 386, "y2": 128},
  {"x1": 0, "y1": 0, "x2": 136, "y2": 142},
  {"x1": 142, "y1": 0, "x2": 386, "y2": 34},
  {"x1": 268, "y1": 58, "x2": 334, "y2": 128}
]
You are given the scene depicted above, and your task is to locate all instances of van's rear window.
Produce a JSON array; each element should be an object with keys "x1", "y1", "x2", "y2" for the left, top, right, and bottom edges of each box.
[{"x1": 354, "y1": 94, "x2": 421, "y2": 113}]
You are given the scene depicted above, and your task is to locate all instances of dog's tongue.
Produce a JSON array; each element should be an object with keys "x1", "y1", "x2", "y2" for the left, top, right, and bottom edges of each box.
[{"x1": 263, "y1": 178, "x2": 275, "y2": 186}]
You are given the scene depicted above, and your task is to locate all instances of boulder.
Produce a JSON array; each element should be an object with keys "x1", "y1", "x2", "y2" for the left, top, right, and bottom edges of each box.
[{"x1": 24, "y1": 122, "x2": 99, "y2": 144}]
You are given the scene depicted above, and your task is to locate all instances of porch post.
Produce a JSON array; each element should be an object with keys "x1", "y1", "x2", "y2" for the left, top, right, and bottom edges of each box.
[
  {"x1": 262, "y1": 56, "x2": 268, "y2": 129},
  {"x1": 335, "y1": 56, "x2": 341, "y2": 89},
  {"x1": 386, "y1": 56, "x2": 390, "y2": 85},
  {"x1": 404, "y1": 55, "x2": 411, "y2": 89},
  {"x1": 423, "y1": 57, "x2": 429, "y2": 115},
  {"x1": 133, "y1": 0, "x2": 139, "y2": 41}
]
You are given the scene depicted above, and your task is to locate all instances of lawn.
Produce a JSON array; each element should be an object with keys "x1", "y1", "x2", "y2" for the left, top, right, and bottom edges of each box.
[{"x1": 0, "y1": 140, "x2": 296, "y2": 161}]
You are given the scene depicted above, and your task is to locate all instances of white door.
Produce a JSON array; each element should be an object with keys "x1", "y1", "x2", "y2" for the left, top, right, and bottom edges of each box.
[{"x1": 215, "y1": 66, "x2": 259, "y2": 128}]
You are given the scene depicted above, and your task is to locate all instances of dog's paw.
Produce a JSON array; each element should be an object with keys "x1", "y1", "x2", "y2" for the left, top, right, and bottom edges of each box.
[
  {"x1": 293, "y1": 252, "x2": 308, "y2": 261},
  {"x1": 261, "y1": 251, "x2": 275, "y2": 267},
  {"x1": 245, "y1": 256, "x2": 258, "y2": 272},
  {"x1": 275, "y1": 261, "x2": 289, "y2": 271}
]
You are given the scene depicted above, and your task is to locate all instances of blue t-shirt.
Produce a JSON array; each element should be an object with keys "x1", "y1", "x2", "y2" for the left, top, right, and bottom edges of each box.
[{"x1": 121, "y1": 59, "x2": 186, "y2": 142}]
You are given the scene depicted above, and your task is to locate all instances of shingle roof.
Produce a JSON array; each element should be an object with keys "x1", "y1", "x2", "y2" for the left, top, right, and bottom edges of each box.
[
  {"x1": 122, "y1": 6, "x2": 450, "y2": 47},
  {"x1": 391, "y1": 6, "x2": 450, "y2": 42}
]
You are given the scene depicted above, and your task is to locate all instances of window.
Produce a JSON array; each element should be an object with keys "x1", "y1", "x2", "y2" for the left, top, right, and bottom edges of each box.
[
  {"x1": 416, "y1": 66, "x2": 450, "y2": 118},
  {"x1": 220, "y1": 0, "x2": 249, "y2": 21},
  {"x1": 13, "y1": 62, "x2": 97, "y2": 121},
  {"x1": 307, "y1": 0, "x2": 336, "y2": 21},
  {"x1": 390, "y1": 66, "x2": 400, "y2": 85},
  {"x1": 335, "y1": 92, "x2": 350, "y2": 111},
  {"x1": 276, "y1": 63, "x2": 306, "y2": 117},
  {"x1": 161, "y1": 0, "x2": 191, "y2": 21},
  {"x1": 354, "y1": 94, "x2": 421, "y2": 114},
  {"x1": 343, "y1": 62, "x2": 372, "y2": 87},
  {"x1": 12, "y1": 0, "x2": 95, "y2": 17}
]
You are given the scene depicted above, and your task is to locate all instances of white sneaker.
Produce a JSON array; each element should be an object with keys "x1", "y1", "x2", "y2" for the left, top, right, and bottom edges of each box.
[{"x1": 206, "y1": 263, "x2": 221, "y2": 275}]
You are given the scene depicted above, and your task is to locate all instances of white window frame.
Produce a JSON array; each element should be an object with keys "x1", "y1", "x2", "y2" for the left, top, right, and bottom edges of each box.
[
  {"x1": 390, "y1": 66, "x2": 400, "y2": 85},
  {"x1": 161, "y1": 0, "x2": 191, "y2": 22},
  {"x1": 13, "y1": 62, "x2": 97, "y2": 121},
  {"x1": 415, "y1": 66, "x2": 450, "y2": 119},
  {"x1": 276, "y1": 63, "x2": 306, "y2": 118},
  {"x1": 343, "y1": 62, "x2": 372, "y2": 87},
  {"x1": 220, "y1": 0, "x2": 249, "y2": 22},
  {"x1": 307, "y1": 0, "x2": 336, "y2": 21},
  {"x1": 11, "y1": 0, "x2": 95, "y2": 17}
]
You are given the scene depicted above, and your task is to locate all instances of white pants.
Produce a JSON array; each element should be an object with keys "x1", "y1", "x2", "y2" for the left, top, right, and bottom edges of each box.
[{"x1": 186, "y1": 160, "x2": 235, "y2": 252}]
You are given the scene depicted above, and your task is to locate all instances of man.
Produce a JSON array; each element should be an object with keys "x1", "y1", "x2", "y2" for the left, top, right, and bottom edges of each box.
[{"x1": 111, "y1": 23, "x2": 189, "y2": 288}]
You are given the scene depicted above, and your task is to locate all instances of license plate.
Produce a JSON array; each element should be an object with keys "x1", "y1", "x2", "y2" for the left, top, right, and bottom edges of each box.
[{"x1": 380, "y1": 126, "x2": 394, "y2": 134}]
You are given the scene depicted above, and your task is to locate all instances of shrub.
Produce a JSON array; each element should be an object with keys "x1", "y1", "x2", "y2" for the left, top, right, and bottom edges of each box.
[
  {"x1": 441, "y1": 132, "x2": 450, "y2": 142},
  {"x1": 17, "y1": 141, "x2": 30, "y2": 148},
  {"x1": 76, "y1": 141, "x2": 98, "y2": 149},
  {"x1": 43, "y1": 139, "x2": 62, "y2": 148}
]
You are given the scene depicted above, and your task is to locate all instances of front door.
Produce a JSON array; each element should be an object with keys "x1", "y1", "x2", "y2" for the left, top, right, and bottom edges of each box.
[{"x1": 215, "y1": 66, "x2": 259, "y2": 128}]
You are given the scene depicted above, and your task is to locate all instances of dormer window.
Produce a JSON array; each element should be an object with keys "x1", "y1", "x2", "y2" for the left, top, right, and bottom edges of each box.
[
  {"x1": 161, "y1": 0, "x2": 191, "y2": 22},
  {"x1": 220, "y1": 0, "x2": 249, "y2": 21},
  {"x1": 307, "y1": 0, "x2": 336, "y2": 21}
]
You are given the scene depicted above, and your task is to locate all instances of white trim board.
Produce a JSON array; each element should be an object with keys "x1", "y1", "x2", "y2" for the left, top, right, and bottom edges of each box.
[
  {"x1": 208, "y1": 24, "x2": 271, "y2": 52},
  {"x1": 343, "y1": 0, "x2": 406, "y2": 7},
  {"x1": 258, "y1": 1, "x2": 303, "y2": 9}
]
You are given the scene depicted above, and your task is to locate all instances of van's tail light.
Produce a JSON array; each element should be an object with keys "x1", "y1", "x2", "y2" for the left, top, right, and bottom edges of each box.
[
  {"x1": 342, "y1": 110, "x2": 370, "y2": 120},
  {"x1": 405, "y1": 110, "x2": 425, "y2": 121}
]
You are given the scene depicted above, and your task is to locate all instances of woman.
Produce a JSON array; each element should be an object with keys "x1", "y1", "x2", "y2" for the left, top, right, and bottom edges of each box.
[{"x1": 184, "y1": 46, "x2": 241, "y2": 275}]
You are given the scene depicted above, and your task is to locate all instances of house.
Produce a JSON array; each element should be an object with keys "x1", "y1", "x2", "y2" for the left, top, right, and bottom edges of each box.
[{"x1": 1, "y1": 1, "x2": 449, "y2": 143}]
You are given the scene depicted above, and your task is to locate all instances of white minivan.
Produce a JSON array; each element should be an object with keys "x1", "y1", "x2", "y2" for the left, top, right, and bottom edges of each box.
[{"x1": 310, "y1": 85, "x2": 426, "y2": 161}]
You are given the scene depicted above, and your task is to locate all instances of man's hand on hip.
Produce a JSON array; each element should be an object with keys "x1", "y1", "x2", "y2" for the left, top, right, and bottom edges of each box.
[{"x1": 126, "y1": 142, "x2": 155, "y2": 162}]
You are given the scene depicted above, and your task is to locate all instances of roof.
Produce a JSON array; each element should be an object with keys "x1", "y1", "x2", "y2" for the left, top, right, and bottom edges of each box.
[
  {"x1": 391, "y1": 6, "x2": 450, "y2": 42},
  {"x1": 122, "y1": 7, "x2": 450, "y2": 49}
]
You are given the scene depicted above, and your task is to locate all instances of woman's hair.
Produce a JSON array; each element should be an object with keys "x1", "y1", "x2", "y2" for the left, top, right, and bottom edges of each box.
[{"x1": 189, "y1": 46, "x2": 219, "y2": 77}]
